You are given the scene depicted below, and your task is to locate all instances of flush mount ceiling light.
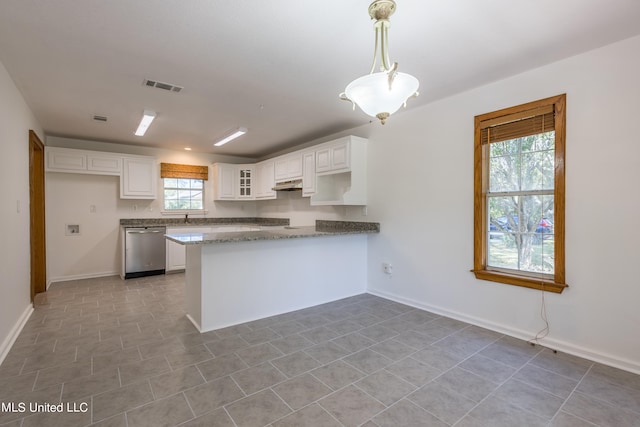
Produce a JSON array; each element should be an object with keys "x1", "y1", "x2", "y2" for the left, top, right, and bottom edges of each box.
[
  {"x1": 340, "y1": 0, "x2": 419, "y2": 124},
  {"x1": 134, "y1": 110, "x2": 156, "y2": 136},
  {"x1": 214, "y1": 127, "x2": 248, "y2": 147}
]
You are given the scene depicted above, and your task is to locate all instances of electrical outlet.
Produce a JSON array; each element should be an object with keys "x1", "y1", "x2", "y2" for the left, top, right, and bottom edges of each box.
[{"x1": 383, "y1": 262, "x2": 393, "y2": 275}]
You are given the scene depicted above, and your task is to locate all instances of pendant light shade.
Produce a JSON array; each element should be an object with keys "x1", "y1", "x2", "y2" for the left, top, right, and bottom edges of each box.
[
  {"x1": 340, "y1": 0, "x2": 419, "y2": 124},
  {"x1": 344, "y1": 71, "x2": 419, "y2": 123}
]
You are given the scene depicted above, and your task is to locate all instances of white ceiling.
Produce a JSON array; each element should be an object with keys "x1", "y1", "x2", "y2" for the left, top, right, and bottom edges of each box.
[{"x1": 1, "y1": 1, "x2": 639, "y2": 158}]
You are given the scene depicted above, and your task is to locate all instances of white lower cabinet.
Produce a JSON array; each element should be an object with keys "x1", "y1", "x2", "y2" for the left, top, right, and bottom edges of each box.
[
  {"x1": 166, "y1": 238, "x2": 187, "y2": 272},
  {"x1": 166, "y1": 227, "x2": 210, "y2": 271}
]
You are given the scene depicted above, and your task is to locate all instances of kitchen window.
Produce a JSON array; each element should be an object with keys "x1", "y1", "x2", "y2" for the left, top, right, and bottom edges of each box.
[
  {"x1": 160, "y1": 163, "x2": 208, "y2": 212},
  {"x1": 472, "y1": 94, "x2": 567, "y2": 293},
  {"x1": 163, "y1": 178, "x2": 203, "y2": 210}
]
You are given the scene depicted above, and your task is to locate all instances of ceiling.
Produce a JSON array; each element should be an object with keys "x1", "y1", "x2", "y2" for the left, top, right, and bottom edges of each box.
[{"x1": 1, "y1": 1, "x2": 639, "y2": 158}]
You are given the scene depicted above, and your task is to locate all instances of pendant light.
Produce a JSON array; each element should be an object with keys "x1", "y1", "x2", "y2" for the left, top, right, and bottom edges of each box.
[{"x1": 340, "y1": 0, "x2": 419, "y2": 124}]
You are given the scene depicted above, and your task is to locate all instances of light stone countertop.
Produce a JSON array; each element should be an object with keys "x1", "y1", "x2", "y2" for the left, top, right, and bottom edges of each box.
[
  {"x1": 120, "y1": 217, "x2": 289, "y2": 228},
  {"x1": 165, "y1": 220, "x2": 380, "y2": 245}
]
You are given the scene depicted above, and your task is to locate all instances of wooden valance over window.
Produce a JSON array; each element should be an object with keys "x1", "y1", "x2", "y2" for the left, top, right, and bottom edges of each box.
[
  {"x1": 160, "y1": 163, "x2": 209, "y2": 180},
  {"x1": 480, "y1": 105, "x2": 554, "y2": 145}
]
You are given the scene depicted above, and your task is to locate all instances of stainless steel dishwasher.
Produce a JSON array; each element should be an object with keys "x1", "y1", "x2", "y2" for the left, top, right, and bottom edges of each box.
[{"x1": 124, "y1": 226, "x2": 166, "y2": 279}]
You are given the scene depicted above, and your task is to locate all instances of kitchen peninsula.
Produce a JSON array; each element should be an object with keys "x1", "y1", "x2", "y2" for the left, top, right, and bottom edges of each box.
[{"x1": 165, "y1": 220, "x2": 380, "y2": 332}]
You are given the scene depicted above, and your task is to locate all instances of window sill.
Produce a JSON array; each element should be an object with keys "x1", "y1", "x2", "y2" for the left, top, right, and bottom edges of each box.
[{"x1": 471, "y1": 269, "x2": 568, "y2": 294}]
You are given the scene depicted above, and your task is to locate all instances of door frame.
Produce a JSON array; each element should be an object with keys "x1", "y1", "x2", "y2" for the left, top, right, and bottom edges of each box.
[{"x1": 29, "y1": 130, "x2": 46, "y2": 300}]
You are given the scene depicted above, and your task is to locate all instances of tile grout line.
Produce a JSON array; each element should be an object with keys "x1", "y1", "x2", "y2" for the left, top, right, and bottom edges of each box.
[
  {"x1": 552, "y1": 363, "x2": 596, "y2": 424},
  {"x1": 558, "y1": 362, "x2": 640, "y2": 417},
  {"x1": 449, "y1": 343, "x2": 548, "y2": 426}
]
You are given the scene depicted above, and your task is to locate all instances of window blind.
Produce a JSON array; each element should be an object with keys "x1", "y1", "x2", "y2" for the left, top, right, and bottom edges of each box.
[
  {"x1": 160, "y1": 163, "x2": 209, "y2": 180},
  {"x1": 480, "y1": 105, "x2": 554, "y2": 145}
]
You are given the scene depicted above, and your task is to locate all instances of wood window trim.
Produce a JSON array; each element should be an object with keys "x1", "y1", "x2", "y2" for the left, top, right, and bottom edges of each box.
[{"x1": 472, "y1": 94, "x2": 567, "y2": 294}]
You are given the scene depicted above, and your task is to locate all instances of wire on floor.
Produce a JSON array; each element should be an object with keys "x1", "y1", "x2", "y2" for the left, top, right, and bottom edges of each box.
[{"x1": 527, "y1": 283, "x2": 551, "y2": 349}]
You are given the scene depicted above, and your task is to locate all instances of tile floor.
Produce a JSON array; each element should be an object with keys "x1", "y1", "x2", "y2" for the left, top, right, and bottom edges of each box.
[{"x1": 0, "y1": 273, "x2": 639, "y2": 427}]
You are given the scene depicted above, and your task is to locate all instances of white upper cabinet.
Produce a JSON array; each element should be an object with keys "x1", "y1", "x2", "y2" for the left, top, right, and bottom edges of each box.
[
  {"x1": 274, "y1": 153, "x2": 303, "y2": 181},
  {"x1": 315, "y1": 137, "x2": 351, "y2": 174},
  {"x1": 302, "y1": 151, "x2": 316, "y2": 197},
  {"x1": 87, "y1": 153, "x2": 122, "y2": 175},
  {"x1": 120, "y1": 156, "x2": 158, "y2": 199},
  {"x1": 310, "y1": 136, "x2": 367, "y2": 206},
  {"x1": 212, "y1": 163, "x2": 256, "y2": 200},
  {"x1": 46, "y1": 147, "x2": 121, "y2": 175},
  {"x1": 212, "y1": 163, "x2": 237, "y2": 200},
  {"x1": 237, "y1": 165, "x2": 255, "y2": 199},
  {"x1": 211, "y1": 135, "x2": 366, "y2": 205},
  {"x1": 255, "y1": 160, "x2": 276, "y2": 199},
  {"x1": 46, "y1": 147, "x2": 87, "y2": 172},
  {"x1": 46, "y1": 147, "x2": 157, "y2": 199}
]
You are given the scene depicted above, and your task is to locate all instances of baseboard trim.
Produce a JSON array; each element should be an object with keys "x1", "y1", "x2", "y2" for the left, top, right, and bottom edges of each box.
[
  {"x1": 368, "y1": 287, "x2": 640, "y2": 375},
  {"x1": 185, "y1": 314, "x2": 202, "y2": 333},
  {"x1": 0, "y1": 304, "x2": 34, "y2": 366},
  {"x1": 47, "y1": 271, "x2": 120, "y2": 289}
]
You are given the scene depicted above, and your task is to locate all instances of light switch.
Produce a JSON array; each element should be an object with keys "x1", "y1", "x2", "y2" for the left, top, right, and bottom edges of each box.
[{"x1": 90, "y1": 205, "x2": 96, "y2": 213}]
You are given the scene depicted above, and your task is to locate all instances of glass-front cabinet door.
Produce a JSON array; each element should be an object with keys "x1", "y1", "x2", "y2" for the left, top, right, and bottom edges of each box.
[{"x1": 237, "y1": 166, "x2": 254, "y2": 199}]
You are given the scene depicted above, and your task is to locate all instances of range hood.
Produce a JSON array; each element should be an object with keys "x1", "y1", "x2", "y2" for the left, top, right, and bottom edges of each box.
[{"x1": 272, "y1": 179, "x2": 303, "y2": 191}]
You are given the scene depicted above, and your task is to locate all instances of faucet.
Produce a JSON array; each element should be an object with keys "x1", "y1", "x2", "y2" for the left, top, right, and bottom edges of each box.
[{"x1": 184, "y1": 213, "x2": 189, "y2": 224}]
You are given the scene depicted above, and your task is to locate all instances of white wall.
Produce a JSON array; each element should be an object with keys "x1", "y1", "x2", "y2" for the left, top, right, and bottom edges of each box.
[
  {"x1": 364, "y1": 35, "x2": 640, "y2": 373},
  {"x1": 0, "y1": 61, "x2": 44, "y2": 362},
  {"x1": 45, "y1": 137, "x2": 259, "y2": 282},
  {"x1": 256, "y1": 191, "x2": 360, "y2": 226}
]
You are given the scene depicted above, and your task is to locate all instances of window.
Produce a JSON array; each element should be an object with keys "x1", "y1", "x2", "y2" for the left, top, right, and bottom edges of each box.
[
  {"x1": 163, "y1": 178, "x2": 203, "y2": 210},
  {"x1": 160, "y1": 163, "x2": 209, "y2": 212},
  {"x1": 473, "y1": 94, "x2": 567, "y2": 293}
]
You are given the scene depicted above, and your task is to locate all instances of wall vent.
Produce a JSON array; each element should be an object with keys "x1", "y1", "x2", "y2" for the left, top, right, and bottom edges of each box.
[
  {"x1": 92, "y1": 115, "x2": 108, "y2": 122},
  {"x1": 143, "y1": 79, "x2": 183, "y2": 93}
]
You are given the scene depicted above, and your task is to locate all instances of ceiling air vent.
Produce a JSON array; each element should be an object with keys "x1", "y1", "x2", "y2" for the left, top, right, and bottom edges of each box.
[
  {"x1": 143, "y1": 79, "x2": 183, "y2": 93},
  {"x1": 92, "y1": 115, "x2": 108, "y2": 122}
]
